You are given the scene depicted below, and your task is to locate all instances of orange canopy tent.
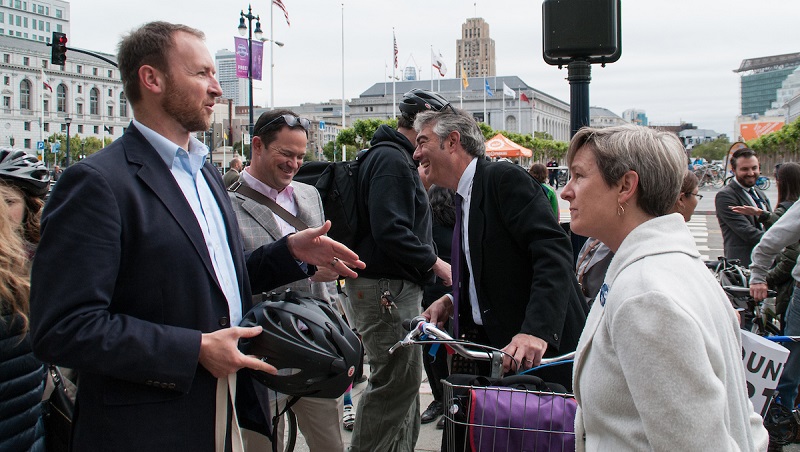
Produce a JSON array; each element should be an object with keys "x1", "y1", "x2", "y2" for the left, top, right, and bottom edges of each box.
[{"x1": 484, "y1": 133, "x2": 533, "y2": 158}]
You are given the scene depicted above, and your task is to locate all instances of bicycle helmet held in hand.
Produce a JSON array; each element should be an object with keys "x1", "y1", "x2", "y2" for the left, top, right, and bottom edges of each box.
[
  {"x1": 399, "y1": 88, "x2": 454, "y2": 121},
  {"x1": 0, "y1": 148, "x2": 51, "y2": 197},
  {"x1": 239, "y1": 290, "x2": 362, "y2": 398}
]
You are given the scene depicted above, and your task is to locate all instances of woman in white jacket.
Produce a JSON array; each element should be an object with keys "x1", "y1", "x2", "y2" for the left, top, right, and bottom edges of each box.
[{"x1": 561, "y1": 124, "x2": 768, "y2": 452}]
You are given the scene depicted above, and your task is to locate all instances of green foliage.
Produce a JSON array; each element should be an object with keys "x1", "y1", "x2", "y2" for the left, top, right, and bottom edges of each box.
[
  {"x1": 748, "y1": 117, "x2": 800, "y2": 156},
  {"x1": 45, "y1": 133, "x2": 110, "y2": 167},
  {"x1": 489, "y1": 125, "x2": 567, "y2": 161},
  {"x1": 690, "y1": 137, "x2": 731, "y2": 162},
  {"x1": 327, "y1": 118, "x2": 399, "y2": 161}
]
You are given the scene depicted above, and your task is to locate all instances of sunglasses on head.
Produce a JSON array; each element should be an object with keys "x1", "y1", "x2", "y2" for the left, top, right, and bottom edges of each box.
[{"x1": 255, "y1": 114, "x2": 311, "y2": 136}]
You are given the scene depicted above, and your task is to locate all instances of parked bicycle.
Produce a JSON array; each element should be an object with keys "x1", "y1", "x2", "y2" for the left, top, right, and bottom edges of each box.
[
  {"x1": 390, "y1": 317, "x2": 576, "y2": 452},
  {"x1": 694, "y1": 163, "x2": 725, "y2": 188}
]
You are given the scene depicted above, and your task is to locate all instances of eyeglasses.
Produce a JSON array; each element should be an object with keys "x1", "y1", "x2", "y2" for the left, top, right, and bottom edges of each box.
[
  {"x1": 686, "y1": 192, "x2": 703, "y2": 200},
  {"x1": 254, "y1": 114, "x2": 311, "y2": 137}
]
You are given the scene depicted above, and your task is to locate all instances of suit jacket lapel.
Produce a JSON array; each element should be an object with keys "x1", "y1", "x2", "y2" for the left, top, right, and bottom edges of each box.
[
  {"x1": 241, "y1": 198, "x2": 283, "y2": 241},
  {"x1": 124, "y1": 126, "x2": 219, "y2": 284},
  {"x1": 293, "y1": 187, "x2": 316, "y2": 228}
]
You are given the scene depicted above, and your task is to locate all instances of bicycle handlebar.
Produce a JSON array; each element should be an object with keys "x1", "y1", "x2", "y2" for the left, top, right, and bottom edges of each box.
[{"x1": 389, "y1": 318, "x2": 575, "y2": 368}]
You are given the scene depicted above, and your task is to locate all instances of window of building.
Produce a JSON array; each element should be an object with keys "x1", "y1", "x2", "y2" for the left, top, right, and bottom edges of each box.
[
  {"x1": 55, "y1": 23, "x2": 60, "y2": 32},
  {"x1": 107, "y1": 69, "x2": 112, "y2": 78},
  {"x1": 2, "y1": 54, "x2": 7, "y2": 63},
  {"x1": 23, "y1": 121, "x2": 30, "y2": 130},
  {"x1": 76, "y1": 103, "x2": 82, "y2": 114},
  {"x1": 45, "y1": 21, "x2": 48, "y2": 32},
  {"x1": 60, "y1": 123, "x2": 65, "y2": 132},
  {"x1": 22, "y1": 16, "x2": 26, "y2": 27},
  {"x1": 92, "y1": 67, "x2": 97, "y2": 76},
  {"x1": 106, "y1": 126, "x2": 114, "y2": 135},
  {"x1": 89, "y1": 88, "x2": 99, "y2": 115},
  {"x1": 41, "y1": 59, "x2": 46, "y2": 68},
  {"x1": 76, "y1": 65, "x2": 82, "y2": 74},
  {"x1": 56, "y1": 83, "x2": 66, "y2": 112},
  {"x1": 55, "y1": 8, "x2": 61, "y2": 19},
  {"x1": 0, "y1": 12, "x2": 4, "y2": 23},
  {"x1": 77, "y1": 124, "x2": 83, "y2": 133},
  {"x1": 37, "y1": 5, "x2": 43, "y2": 14},
  {"x1": 15, "y1": 15, "x2": 20, "y2": 26},
  {"x1": 76, "y1": 85, "x2": 82, "y2": 94},
  {"x1": 3, "y1": 75, "x2": 8, "y2": 85},
  {"x1": 22, "y1": 56, "x2": 28, "y2": 65},
  {"x1": 14, "y1": 0, "x2": 20, "y2": 8},
  {"x1": 24, "y1": 138, "x2": 30, "y2": 149},
  {"x1": 19, "y1": 78, "x2": 30, "y2": 110},
  {"x1": 43, "y1": 122, "x2": 48, "y2": 132},
  {"x1": 3, "y1": 96, "x2": 10, "y2": 108},
  {"x1": 119, "y1": 92, "x2": 127, "y2": 117},
  {"x1": 42, "y1": 99, "x2": 48, "y2": 112},
  {"x1": 107, "y1": 105, "x2": 113, "y2": 117},
  {"x1": 107, "y1": 88, "x2": 112, "y2": 97},
  {"x1": 93, "y1": 125, "x2": 99, "y2": 134}
]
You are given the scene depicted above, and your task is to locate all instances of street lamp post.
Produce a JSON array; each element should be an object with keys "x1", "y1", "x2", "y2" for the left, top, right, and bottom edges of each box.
[
  {"x1": 64, "y1": 117, "x2": 71, "y2": 167},
  {"x1": 238, "y1": 4, "x2": 263, "y2": 160}
]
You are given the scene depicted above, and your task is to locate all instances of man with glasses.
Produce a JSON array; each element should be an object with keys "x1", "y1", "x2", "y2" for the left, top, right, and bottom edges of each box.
[
  {"x1": 715, "y1": 147, "x2": 772, "y2": 266},
  {"x1": 229, "y1": 109, "x2": 344, "y2": 451},
  {"x1": 342, "y1": 89, "x2": 451, "y2": 452},
  {"x1": 28, "y1": 22, "x2": 363, "y2": 451}
]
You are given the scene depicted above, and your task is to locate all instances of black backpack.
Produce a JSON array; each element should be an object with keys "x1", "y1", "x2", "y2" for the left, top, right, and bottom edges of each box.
[{"x1": 294, "y1": 141, "x2": 410, "y2": 248}]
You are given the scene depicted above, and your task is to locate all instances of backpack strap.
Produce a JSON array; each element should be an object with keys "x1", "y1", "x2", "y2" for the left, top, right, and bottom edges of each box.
[{"x1": 229, "y1": 181, "x2": 309, "y2": 231}]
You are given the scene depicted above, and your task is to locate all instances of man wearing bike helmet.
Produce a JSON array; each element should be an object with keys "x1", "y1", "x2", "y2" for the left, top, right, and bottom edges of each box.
[
  {"x1": 716, "y1": 147, "x2": 772, "y2": 266},
  {"x1": 342, "y1": 88, "x2": 451, "y2": 452},
  {"x1": 28, "y1": 22, "x2": 364, "y2": 452}
]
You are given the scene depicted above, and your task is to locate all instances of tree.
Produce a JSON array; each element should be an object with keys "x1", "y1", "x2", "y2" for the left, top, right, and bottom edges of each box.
[{"x1": 690, "y1": 137, "x2": 730, "y2": 162}]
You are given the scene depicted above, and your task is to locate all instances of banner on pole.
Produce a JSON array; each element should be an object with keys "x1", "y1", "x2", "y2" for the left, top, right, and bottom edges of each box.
[{"x1": 235, "y1": 37, "x2": 264, "y2": 81}]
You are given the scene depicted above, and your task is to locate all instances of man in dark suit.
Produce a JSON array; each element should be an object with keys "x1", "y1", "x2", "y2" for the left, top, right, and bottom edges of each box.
[
  {"x1": 29, "y1": 22, "x2": 363, "y2": 452},
  {"x1": 413, "y1": 108, "x2": 587, "y2": 388},
  {"x1": 715, "y1": 147, "x2": 772, "y2": 267}
]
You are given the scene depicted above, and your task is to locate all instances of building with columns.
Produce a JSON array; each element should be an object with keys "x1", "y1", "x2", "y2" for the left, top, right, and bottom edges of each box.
[
  {"x1": 347, "y1": 76, "x2": 570, "y2": 142},
  {"x1": 0, "y1": 34, "x2": 127, "y2": 157}
]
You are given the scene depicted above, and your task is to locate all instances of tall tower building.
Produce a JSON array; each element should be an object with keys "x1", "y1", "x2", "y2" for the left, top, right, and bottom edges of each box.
[
  {"x1": 215, "y1": 49, "x2": 249, "y2": 107},
  {"x1": 456, "y1": 18, "x2": 495, "y2": 78},
  {"x1": 0, "y1": 0, "x2": 70, "y2": 44}
]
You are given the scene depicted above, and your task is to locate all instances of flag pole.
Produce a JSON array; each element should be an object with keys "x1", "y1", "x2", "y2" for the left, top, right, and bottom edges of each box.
[
  {"x1": 483, "y1": 76, "x2": 486, "y2": 123},
  {"x1": 39, "y1": 69, "x2": 44, "y2": 163},
  {"x1": 392, "y1": 28, "x2": 396, "y2": 120},
  {"x1": 517, "y1": 90, "x2": 521, "y2": 134},
  {"x1": 430, "y1": 45, "x2": 434, "y2": 91},
  {"x1": 341, "y1": 3, "x2": 346, "y2": 131},
  {"x1": 502, "y1": 87, "x2": 506, "y2": 130},
  {"x1": 270, "y1": 2, "x2": 274, "y2": 109}
]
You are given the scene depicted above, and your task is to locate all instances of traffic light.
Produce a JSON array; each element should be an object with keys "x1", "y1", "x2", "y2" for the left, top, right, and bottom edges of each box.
[{"x1": 51, "y1": 32, "x2": 67, "y2": 65}]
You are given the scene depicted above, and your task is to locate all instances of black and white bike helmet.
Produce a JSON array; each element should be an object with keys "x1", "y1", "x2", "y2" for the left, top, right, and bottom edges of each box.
[
  {"x1": 0, "y1": 148, "x2": 51, "y2": 197},
  {"x1": 399, "y1": 89, "x2": 453, "y2": 121},
  {"x1": 239, "y1": 290, "x2": 362, "y2": 398}
]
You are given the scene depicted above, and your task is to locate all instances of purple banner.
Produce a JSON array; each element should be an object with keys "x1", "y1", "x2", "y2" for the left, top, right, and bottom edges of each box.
[{"x1": 234, "y1": 37, "x2": 263, "y2": 81}]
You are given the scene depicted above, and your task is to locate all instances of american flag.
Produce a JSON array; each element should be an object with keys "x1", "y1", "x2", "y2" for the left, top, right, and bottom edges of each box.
[
  {"x1": 273, "y1": 0, "x2": 290, "y2": 26},
  {"x1": 393, "y1": 32, "x2": 398, "y2": 69}
]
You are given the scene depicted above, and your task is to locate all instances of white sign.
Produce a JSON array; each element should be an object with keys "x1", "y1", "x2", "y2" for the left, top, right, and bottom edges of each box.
[
  {"x1": 243, "y1": 133, "x2": 251, "y2": 145},
  {"x1": 36, "y1": 141, "x2": 45, "y2": 150},
  {"x1": 741, "y1": 330, "x2": 790, "y2": 417}
]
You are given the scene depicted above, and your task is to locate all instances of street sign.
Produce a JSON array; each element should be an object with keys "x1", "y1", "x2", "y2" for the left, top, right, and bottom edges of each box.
[
  {"x1": 36, "y1": 141, "x2": 45, "y2": 150},
  {"x1": 319, "y1": 121, "x2": 325, "y2": 130},
  {"x1": 243, "y1": 133, "x2": 251, "y2": 145},
  {"x1": 52, "y1": 142, "x2": 60, "y2": 153}
]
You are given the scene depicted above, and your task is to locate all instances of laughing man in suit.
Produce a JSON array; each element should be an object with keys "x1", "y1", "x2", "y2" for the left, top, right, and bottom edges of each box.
[
  {"x1": 229, "y1": 109, "x2": 344, "y2": 451},
  {"x1": 413, "y1": 108, "x2": 587, "y2": 389}
]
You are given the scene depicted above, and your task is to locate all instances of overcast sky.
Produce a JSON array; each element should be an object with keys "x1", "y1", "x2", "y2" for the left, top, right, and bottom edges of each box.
[{"x1": 68, "y1": 0, "x2": 798, "y2": 139}]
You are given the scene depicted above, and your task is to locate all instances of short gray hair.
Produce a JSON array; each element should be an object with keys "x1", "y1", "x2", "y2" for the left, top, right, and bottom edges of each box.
[
  {"x1": 414, "y1": 109, "x2": 485, "y2": 158},
  {"x1": 567, "y1": 125, "x2": 686, "y2": 217}
]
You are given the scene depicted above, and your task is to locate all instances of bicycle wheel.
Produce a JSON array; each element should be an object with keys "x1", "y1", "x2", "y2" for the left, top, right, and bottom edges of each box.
[
  {"x1": 764, "y1": 402, "x2": 797, "y2": 446},
  {"x1": 757, "y1": 177, "x2": 771, "y2": 190},
  {"x1": 711, "y1": 175, "x2": 724, "y2": 188},
  {"x1": 282, "y1": 408, "x2": 297, "y2": 452}
]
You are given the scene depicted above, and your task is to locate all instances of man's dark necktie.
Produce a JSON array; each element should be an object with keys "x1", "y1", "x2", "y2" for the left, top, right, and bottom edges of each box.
[
  {"x1": 748, "y1": 188, "x2": 765, "y2": 210},
  {"x1": 451, "y1": 194, "x2": 464, "y2": 338}
]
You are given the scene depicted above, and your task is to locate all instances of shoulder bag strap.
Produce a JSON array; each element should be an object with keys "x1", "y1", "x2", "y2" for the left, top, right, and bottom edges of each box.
[{"x1": 229, "y1": 181, "x2": 308, "y2": 231}]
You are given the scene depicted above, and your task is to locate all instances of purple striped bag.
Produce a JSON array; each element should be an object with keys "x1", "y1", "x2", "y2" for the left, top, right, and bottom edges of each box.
[{"x1": 468, "y1": 385, "x2": 577, "y2": 452}]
